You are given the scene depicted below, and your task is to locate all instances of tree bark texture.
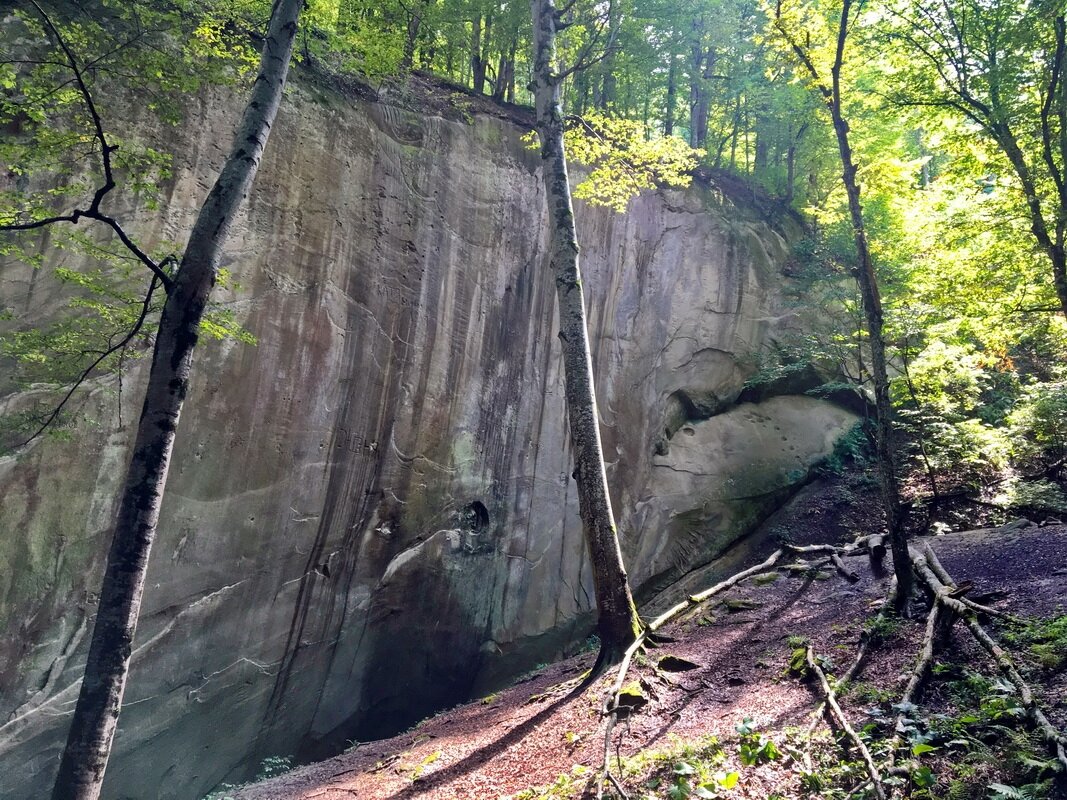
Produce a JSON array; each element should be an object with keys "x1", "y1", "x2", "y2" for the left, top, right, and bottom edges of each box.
[
  {"x1": 50, "y1": 2, "x2": 302, "y2": 798},
  {"x1": 529, "y1": 0, "x2": 641, "y2": 654}
]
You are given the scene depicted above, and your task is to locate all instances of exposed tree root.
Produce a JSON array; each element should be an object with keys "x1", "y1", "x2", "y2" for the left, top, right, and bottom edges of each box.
[
  {"x1": 594, "y1": 541, "x2": 876, "y2": 796},
  {"x1": 911, "y1": 544, "x2": 1067, "y2": 773},
  {"x1": 804, "y1": 644, "x2": 887, "y2": 800},
  {"x1": 884, "y1": 597, "x2": 952, "y2": 799},
  {"x1": 586, "y1": 533, "x2": 1065, "y2": 800}
]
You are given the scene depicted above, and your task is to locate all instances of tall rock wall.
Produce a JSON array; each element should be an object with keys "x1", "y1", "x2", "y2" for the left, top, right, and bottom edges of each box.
[{"x1": 0, "y1": 80, "x2": 855, "y2": 799}]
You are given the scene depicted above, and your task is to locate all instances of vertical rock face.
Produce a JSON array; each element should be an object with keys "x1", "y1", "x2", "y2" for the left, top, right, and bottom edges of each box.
[{"x1": 0, "y1": 83, "x2": 854, "y2": 799}]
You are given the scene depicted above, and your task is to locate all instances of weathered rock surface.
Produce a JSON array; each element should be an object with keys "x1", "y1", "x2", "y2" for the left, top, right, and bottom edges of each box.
[{"x1": 0, "y1": 79, "x2": 854, "y2": 799}]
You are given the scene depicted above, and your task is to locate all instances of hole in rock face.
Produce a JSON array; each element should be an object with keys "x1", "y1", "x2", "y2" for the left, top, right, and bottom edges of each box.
[{"x1": 462, "y1": 500, "x2": 489, "y2": 531}]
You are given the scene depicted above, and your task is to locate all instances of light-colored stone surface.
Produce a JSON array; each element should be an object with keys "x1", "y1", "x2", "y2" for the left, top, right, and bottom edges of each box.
[{"x1": 0, "y1": 81, "x2": 851, "y2": 799}]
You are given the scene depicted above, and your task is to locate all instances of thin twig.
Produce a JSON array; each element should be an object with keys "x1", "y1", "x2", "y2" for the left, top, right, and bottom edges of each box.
[
  {"x1": 1, "y1": 2, "x2": 174, "y2": 292},
  {"x1": 16, "y1": 273, "x2": 162, "y2": 447}
]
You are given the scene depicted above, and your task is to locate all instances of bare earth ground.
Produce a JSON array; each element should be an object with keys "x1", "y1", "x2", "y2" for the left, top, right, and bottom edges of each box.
[{"x1": 235, "y1": 521, "x2": 1067, "y2": 800}]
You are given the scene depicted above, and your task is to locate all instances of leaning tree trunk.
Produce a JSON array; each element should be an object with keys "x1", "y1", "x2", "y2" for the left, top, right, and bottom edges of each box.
[
  {"x1": 530, "y1": 0, "x2": 641, "y2": 657},
  {"x1": 50, "y1": 2, "x2": 302, "y2": 798},
  {"x1": 826, "y1": 0, "x2": 913, "y2": 610}
]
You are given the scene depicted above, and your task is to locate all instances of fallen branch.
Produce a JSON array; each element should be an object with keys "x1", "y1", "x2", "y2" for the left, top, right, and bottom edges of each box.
[
  {"x1": 921, "y1": 545, "x2": 1023, "y2": 624},
  {"x1": 649, "y1": 549, "x2": 786, "y2": 628},
  {"x1": 912, "y1": 544, "x2": 1067, "y2": 773},
  {"x1": 803, "y1": 576, "x2": 898, "y2": 742},
  {"x1": 832, "y1": 553, "x2": 860, "y2": 583},
  {"x1": 596, "y1": 540, "x2": 873, "y2": 797},
  {"x1": 805, "y1": 645, "x2": 886, "y2": 800},
  {"x1": 884, "y1": 596, "x2": 955, "y2": 800}
]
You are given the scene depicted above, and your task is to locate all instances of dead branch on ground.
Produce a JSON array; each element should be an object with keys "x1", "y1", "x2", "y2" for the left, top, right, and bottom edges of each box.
[
  {"x1": 805, "y1": 644, "x2": 887, "y2": 800},
  {"x1": 595, "y1": 539, "x2": 873, "y2": 797},
  {"x1": 912, "y1": 544, "x2": 1067, "y2": 772}
]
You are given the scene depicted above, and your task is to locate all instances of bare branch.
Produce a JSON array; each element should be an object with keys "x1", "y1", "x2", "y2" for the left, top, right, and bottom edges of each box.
[
  {"x1": 0, "y1": 3, "x2": 175, "y2": 293},
  {"x1": 557, "y1": 0, "x2": 619, "y2": 81},
  {"x1": 16, "y1": 270, "x2": 164, "y2": 448},
  {"x1": 1040, "y1": 17, "x2": 1067, "y2": 207},
  {"x1": 28, "y1": 0, "x2": 116, "y2": 214}
]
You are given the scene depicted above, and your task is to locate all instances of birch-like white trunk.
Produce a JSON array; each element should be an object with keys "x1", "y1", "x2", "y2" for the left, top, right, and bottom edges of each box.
[
  {"x1": 50, "y1": 3, "x2": 302, "y2": 797},
  {"x1": 530, "y1": 0, "x2": 640, "y2": 654}
]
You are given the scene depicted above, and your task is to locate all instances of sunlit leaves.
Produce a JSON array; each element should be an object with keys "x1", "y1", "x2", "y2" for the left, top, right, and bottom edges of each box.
[{"x1": 560, "y1": 111, "x2": 703, "y2": 210}]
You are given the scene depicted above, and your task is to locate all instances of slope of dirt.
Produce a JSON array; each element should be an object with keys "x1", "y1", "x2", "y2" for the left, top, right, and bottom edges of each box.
[{"x1": 233, "y1": 523, "x2": 1067, "y2": 800}]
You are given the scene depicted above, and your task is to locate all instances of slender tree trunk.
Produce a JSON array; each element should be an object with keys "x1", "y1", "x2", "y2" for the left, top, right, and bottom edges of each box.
[
  {"x1": 775, "y1": 0, "x2": 912, "y2": 610},
  {"x1": 785, "y1": 133, "x2": 797, "y2": 202},
  {"x1": 664, "y1": 54, "x2": 677, "y2": 136},
  {"x1": 471, "y1": 13, "x2": 487, "y2": 94},
  {"x1": 687, "y1": 18, "x2": 704, "y2": 147},
  {"x1": 529, "y1": 0, "x2": 641, "y2": 657},
  {"x1": 492, "y1": 38, "x2": 514, "y2": 103},
  {"x1": 506, "y1": 35, "x2": 517, "y2": 103},
  {"x1": 401, "y1": 0, "x2": 431, "y2": 71},
  {"x1": 824, "y1": 2, "x2": 913, "y2": 610},
  {"x1": 996, "y1": 126, "x2": 1067, "y2": 317},
  {"x1": 600, "y1": 70, "x2": 616, "y2": 109},
  {"x1": 49, "y1": 3, "x2": 302, "y2": 798},
  {"x1": 834, "y1": 114, "x2": 913, "y2": 609},
  {"x1": 900, "y1": 344, "x2": 939, "y2": 502},
  {"x1": 728, "y1": 93, "x2": 741, "y2": 169}
]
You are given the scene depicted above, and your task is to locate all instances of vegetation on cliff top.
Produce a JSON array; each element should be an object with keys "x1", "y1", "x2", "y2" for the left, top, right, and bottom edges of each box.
[{"x1": 2, "y1": 0, "x2": 1067, "y2": 798}]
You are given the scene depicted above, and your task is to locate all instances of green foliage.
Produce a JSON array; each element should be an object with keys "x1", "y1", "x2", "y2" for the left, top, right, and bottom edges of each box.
[
  {"x1": 201, "y1": 755, "x2": 293, "y2": 799},
  {"x1": 986, "y1": 782, "x2": 1051, "y2": 800},
  {"x1": 510, "y1": 765, "x2": 590, "y2": 799},
  {"x1": 0, "y1": 1, "x2": 269, "y2": 448},
  {"x1": 1002, "y1": 616, "x2": 1067, "y2": 673},
  {"x1": 734, "y1": 717, "x2": 780, "y2": 766},
  {"x1": 1007, "y1": 382, "x2": 1067, "y2": 464},
  {"x1": 862, "y1": 612, "x2": 901, "y2": 646},
  {"x1": 523, "y1": 112, "x2": 703, "y2": 212},
  {"x1": 818, "y1": 422, "x2": 870, "y2": 476},
  {"x1": 565, "y1": 112, "x2": 703, "y2": 211}
]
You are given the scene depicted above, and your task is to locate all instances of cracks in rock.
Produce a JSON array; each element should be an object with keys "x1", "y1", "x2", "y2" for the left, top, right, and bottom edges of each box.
[
  {"x1": 133, "y1": 581, "x2": 249, "y2": 660},
  {"x1": 650, "y1": 462, "x2": 721, "y2": 478},
  {"x1": 670, "y1": 345, "x2": 734, "y2": 373},
  {"x1": 6, "y1": 611, "x2": 88, "y2": 724},
  {"x1": 186, "y1": 657, "x2": 279, "y2": 703},
  {"x1": 388, "y1": 430, "x2": 456, "y2": 475},
  {"x1": 0, "y1": 581, "x2": 248, "y2": 745},
  {"x1": 630, "y1": 324, "x2": 700, "y2": 389},
  {"x1": 654, "y1": 387, "x2": 735, "y2": 457}
]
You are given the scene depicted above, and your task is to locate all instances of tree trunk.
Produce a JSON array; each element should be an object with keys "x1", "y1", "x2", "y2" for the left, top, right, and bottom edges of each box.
[
  {"x1": 664, "y1": 54, "x2": 677, "y2": 136},
  {"x1": 529, "y1": 0, "x2": 641, "y2": 657},
  {"x1": 506, "y1": 35, "x2": 517, "y2": 103},
  {"x1": 471, "y1": 13, "x2": 487, "y2": 94},
  {"x1": 785, "y1": 135, "x2": 797, "y2": 202},
  {"x1": 824, "y1": 1, "x2": 913, "y2": 610},
  {"x1": 492, "y1": 37, "x2": 515, "y2": 103},
  {"x1": 401, "y1": 0, "x2": 431, "y2": 71},
  {"x1": 49, "y1": 2, "x2": 302, "y2": 798},
  {"x1": 688, "y1": 26, "x2": 710, "y2": 148}
]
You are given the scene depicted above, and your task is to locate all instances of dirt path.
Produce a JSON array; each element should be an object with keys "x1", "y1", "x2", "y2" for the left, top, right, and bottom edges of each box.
[{"x1": 235, "y1": 524, "x2": 1067, "y2": 800}]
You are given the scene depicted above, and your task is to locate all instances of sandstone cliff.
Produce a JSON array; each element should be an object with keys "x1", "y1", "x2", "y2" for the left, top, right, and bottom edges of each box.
[{"x1": 0, "y1": 78, "x2": 855, "y2": 799}]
